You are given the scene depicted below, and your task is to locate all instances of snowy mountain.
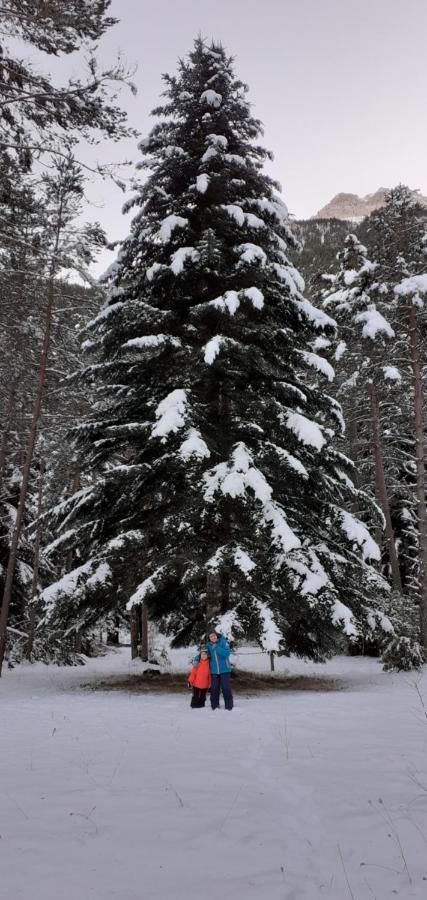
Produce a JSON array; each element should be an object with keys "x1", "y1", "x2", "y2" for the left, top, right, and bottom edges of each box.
[{"x1": 313, "y1": 188, "x2": 427, "y2": 222}]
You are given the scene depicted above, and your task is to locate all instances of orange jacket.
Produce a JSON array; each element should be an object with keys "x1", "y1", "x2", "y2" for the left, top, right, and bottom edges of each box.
[{"x1": 188, "y1": 659, "x2": 211, "y2": 689}]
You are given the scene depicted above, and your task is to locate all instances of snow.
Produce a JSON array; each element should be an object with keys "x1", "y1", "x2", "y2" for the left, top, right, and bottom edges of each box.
[
  {"x1": 394, "y1": 273, "x2": 427, "y2": 298},
  {"x1": 158, "y1": 214, "x2": 188, "y2": 244},
  {"x1": 295, "y1": 297, "x2": 337, "y2": 330},
  {"x1": 151, "y1": 389, "x2": 187, "y2": 440},
  {"x1": 355, "y1": 306, "x2": 394, "y2": 340},
  {"x1": 250, "y1": 196, "x2": 289, "y2": 224},
  {"x1": 145, "y1": 263, "x2": 165, "y2": 281},
  {"x1": 201, "y1": 146, "x2": 218, "y2": 163},
  {"x1": 123, "y1": 334, "x2": 181, "y2": 351},
  {"x1": 164, "y1": 145, "x2": 186, "y2": 158},
  {"x1": 210, "y1": 288, "x2": 263, "y2": 316},
  {"x1": 222, "y1": 203, "x2": 245, "y2": 226},
  {"x1": 299, "y1": 350, "x2": 335, "y2": 381},
  {"x1": 270, "y1": 444, "x2": 309, "y2": 478},
  {"x1": 2, "y1": 650, "x2": 427, "y2": 900},
  {"x1": 222, "y1": 205, "x2": 265, "y2": 230},
  {"x1": 196, "y1": 173, "x2": 209, "y2": 194},
  {"x1": 210, "y1": 290, "x2": 240, "y2": 315},
  {"x1": 340, "y1": 510, "x2": 381, "y2": 562},
  {"x1": 179, "y1": 428, "x2": 210, "y2": 461},
  {"x1": 256, "y1": 602, "x2": 282, "y2": 651},
  {"x1": 204, "y1": 443, "x2": 300, "y2": 553},
  {"x1": 234, "y1": 545, "x2": 256, "y2": 576},
  {"x1": 383, "y1": 365, "x2": 402, "y2": 382},
  {"x1": 41, "y1": 560, "x2": 111, "y2": 609},
  {"x1": 200, "y1": 89, "x2": 222, "y2": 108},
  {"x1": 203, "y1": 335, "x2": 230, "y2": 365},
  {"x1": 286, "y1": 412, "x2": 326, "y2": 451},
  {"x1": 170, "y1": 246, "x2": 199, "y2": 275},
  {"x1": 331, "y1": 599, "x2": 358, "y2": 637},
  {"x1": 243, "y1": 286, "x2": 264, "y2": 309},
  {"x1": 88, "y1": 300, "x2": 124, "y2": 328},
  {"x1": 206, "y1": 133, "x2": 228, "y2": 149},
  {"x1": 334, "y1": 340, "x2": 347, "y2": 361},
  {"x1": 126, "y1": 568, "x2": 165, "y2": 609},
  {"x1": 237, "y1": 242, "x2": 267, "y2": 266},
  {"x1": 244, "y1": 212, "x2": 266, "y2": 229}
]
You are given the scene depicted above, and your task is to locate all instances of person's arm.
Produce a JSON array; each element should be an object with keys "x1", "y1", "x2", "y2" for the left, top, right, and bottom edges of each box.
[
  {"x1": 216, "y1": 637, "x2": 231, "y2": 657},
  {"x1": 188, "y1": 666, "x2": 197, "y2": 686}
]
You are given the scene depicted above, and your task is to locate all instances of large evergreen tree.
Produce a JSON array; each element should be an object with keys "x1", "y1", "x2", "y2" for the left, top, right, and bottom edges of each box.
[{"x1": 43, "y1": 39, "x2": 390, "y2": 658}]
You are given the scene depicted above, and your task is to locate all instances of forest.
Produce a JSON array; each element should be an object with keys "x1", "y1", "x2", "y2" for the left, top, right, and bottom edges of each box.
[{"x1": 1, "y1": 1, "x2": 427, "y2": 679}]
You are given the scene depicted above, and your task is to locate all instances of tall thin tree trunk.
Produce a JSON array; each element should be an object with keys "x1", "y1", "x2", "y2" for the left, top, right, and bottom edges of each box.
[
  {"x1": 206, "y1": 572, "x2": 223, "y2": 629},
  {"x1": 26, "y1": 459, "x2": 45, "y2": 659},
  {"x1": 140, "y1": 604, "x2": 149, "y2": 661},
  {"x1": 368, "y1": 382, "x2": 402, "y2": 592},
  {"x1": 407, "y1": 302, "x2": 427, "y2": 647},
  {"x1": 65, "y1": 469, "x2": 81, "y2": 573},
  {"x1": 0, "y1": 277, "x2": 55, "y2": 676},
  {"x1": 0, "y1": 380, "x2": 17, "y2": 489},
  {"x1": 130, "y1": 607, "x2": 138, "y2": 659}
]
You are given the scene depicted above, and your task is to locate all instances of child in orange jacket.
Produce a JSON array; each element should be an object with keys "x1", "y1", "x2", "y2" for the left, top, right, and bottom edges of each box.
[{"x1": 188, "y1": 647, "x2": 211, "y2": 708}]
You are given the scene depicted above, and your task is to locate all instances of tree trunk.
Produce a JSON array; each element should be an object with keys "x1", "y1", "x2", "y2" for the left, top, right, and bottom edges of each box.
[
  {"x1": 0, "y1": 276, "x2": 56, "y2": 676},
  {"x1": 140, "y1": 604, "x2": 149, "y2": 661},
  {"x1": 206, "y1": 572, "x2": 223, "y2": 629},
  {"x1": 270, "y1": 651, "x2": 275, "y2": 672},
  {"x1": 65, "y1": 468, "x2": 81, "y2": 573},
  {"x1": 26, "y1": 459, "x2": 45, "y2": 660},
  {"x1": 368, "y1": 382, "x2": 402, "y2": 592},
  {"x1": 0, "y1": 379, "x2": 17, "y2": 489},
  {"x1": 130, "y1": 607, "x2": 138, "y2": 659},
  {"x1": 407, "y1": 302, "x2": 427, "y2": 647}
]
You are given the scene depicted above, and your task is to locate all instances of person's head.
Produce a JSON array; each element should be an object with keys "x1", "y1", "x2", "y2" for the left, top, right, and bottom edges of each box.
[
  {"x1": 200, "y1": 649, "x2": 209, "y2": 661},
  {"x1": 208, "y1": 631, "x2": 218, "y2": 643}
]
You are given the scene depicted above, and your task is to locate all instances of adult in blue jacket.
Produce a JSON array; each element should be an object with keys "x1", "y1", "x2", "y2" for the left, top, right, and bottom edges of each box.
[{"x1": 207, "y1": 631, "x2": 233, "y2": 710}]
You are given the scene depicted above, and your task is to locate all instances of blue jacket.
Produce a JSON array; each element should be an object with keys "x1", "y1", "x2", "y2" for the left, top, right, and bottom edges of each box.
[{"x1": 207, "y1": 635, "x2": 231, "y2": 674}]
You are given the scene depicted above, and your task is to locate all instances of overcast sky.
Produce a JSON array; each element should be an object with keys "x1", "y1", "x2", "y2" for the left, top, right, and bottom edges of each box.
[{"x1": 47, "y1": 0, "x2": 427, "y2": 273}]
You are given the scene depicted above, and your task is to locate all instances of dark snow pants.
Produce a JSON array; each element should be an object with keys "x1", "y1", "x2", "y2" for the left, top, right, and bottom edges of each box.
[
  {"x1": 191, "y1": 687, "x2": 207, "y2": 708},
  {"x1": 210, "y1": 673, "x2": 233, "y2": 710}
]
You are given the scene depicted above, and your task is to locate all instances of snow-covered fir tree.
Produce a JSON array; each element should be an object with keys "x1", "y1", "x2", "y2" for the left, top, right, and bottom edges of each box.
[
  {"x1": 43, "y1": 39, "x2": 391, "y2": 659},
  {"x1": 321, "y1": 234, "x2": 404, "y2": 588}
]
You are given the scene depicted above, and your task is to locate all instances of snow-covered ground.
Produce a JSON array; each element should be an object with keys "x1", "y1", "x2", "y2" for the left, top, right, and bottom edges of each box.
[{"x1": 1, "y1": 648, "x2": 427, "y2": 900}]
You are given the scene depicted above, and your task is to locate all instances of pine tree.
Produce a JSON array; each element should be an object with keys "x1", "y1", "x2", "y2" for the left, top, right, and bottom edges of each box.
[
  {"x1": 0, "y1": 154, "x2": 106, "y2": 673},
  {"x1": 43, "y1": 39, "x2": 390, "y2": 660},
  {"x1": 321, "y1": 233, "x2": 404, "y2": 591}
]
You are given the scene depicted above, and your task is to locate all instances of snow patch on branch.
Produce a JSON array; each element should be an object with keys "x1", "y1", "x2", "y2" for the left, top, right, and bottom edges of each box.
[
  {"x1": 123, "y1": 334, "x2": 181, "y2": 351},
  {"x1": 170, "y1": 246, "x2": 199, "y2": 275},
  {"x1": 383, "y1": 365, "x2": 401, "y2": 382},
  {"x1": 151, "y1": 389, "x2": 187, "y2": 440},
  {"x1": 298, "y1": 350, "x2": 335, "y2": 381},
  {"x1": 286, "y1": 412, "x2": 326, "y2": 451},
  {"x1": 203, "y1": 335, "x2": 239, "y2": 364},
  {"x1": 294, "y1": 297, "x2": 337, "y2": 330},
  {"x1": 332, "y1": 599, "x2": 358, "y2": 637},
  {"x1": 127, "y1": 567, "x2": 166, "y2": 609},
  {"x1": 196, "y1": 174, "x2": 210, "y2": 194},
  {"x1": 204, "y1": 443, "x2": 300, "y2": 553},
  {"x1": 200, "y1": 89, "x2": 222, "y2": 108},
  {"x1": 158, "y1": 214, "x2": 188, "y2": 244},
  {"x1": 355, "y1": 307, "x2": 394, "y2": 340},
  {"x1": 179, "y1": 428, "x2": 210, "y2": 461},
  {"x1": 340, "y1": 510, "x2": 380, "y2": 561},
  {"x1": 234, "y1": 546, "x2": 256, "y2": 576},
  {"x1": 394, "y1": 273, "x2": 427, "y2": 301},
  {"x1": 256, "y1": 601, "x2": 282, "y2": 651}
]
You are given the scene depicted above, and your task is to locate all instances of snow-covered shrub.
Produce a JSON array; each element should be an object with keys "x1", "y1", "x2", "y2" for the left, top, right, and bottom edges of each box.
[{"x1": 381, "y1": 636, "x2": 424, "y2": 672}]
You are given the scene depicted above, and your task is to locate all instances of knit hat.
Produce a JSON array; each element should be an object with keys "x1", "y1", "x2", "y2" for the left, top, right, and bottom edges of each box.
[{"x1": 200, "y1": 645, "x2": 208, "y2": 653}]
